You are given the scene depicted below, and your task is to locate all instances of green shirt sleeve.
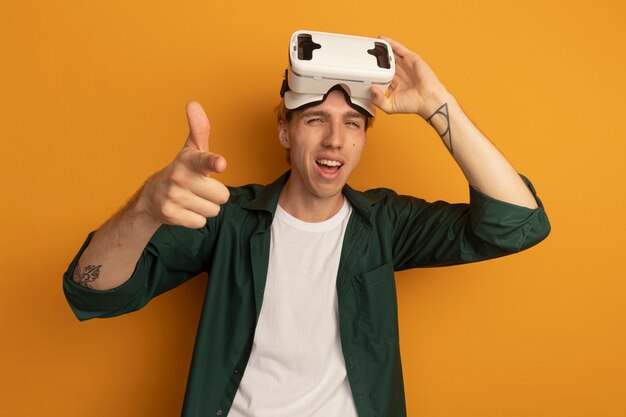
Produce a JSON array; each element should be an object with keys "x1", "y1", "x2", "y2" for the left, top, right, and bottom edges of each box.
[
  {"x1": 389, "y1": 174, "x2": 551, "y2": 270},
  {"x1": 63, "y1": 222, "x2": 216, "y2": 321}
]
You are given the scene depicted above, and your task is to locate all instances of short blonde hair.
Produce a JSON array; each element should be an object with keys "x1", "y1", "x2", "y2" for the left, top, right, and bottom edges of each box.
[{"x1": 275, "y1": 98, "x2": 295, "y2": 125}]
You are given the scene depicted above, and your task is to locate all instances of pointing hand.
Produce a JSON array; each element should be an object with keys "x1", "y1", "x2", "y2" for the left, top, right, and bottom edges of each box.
[{"x1": 139, "y1": 101, "x2": 230, "y2": 229}]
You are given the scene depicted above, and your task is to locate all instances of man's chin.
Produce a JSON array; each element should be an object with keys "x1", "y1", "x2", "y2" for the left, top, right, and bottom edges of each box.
[{"x1": 312, "y1": 182, "x2": 346, "y2": 200}]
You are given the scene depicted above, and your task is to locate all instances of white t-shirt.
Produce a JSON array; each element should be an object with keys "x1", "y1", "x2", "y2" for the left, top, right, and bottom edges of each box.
[{"x1": 228, "y1": 198, "x2": 358, "y2": 417}]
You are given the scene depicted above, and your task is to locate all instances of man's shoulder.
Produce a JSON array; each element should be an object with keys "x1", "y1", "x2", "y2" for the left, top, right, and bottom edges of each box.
[
  {"x1": 344, "y1": 184, "x2": 404, "y2": 207},
  {"x1": 344, "y1": 185, "x2": 447, "y2": 224},
  {"x1": 358, "y1": 186, "x2": 399, "y2": 200},
  {"x1": 225, "y1": 182, "x2": 267, "y2": 203},
  {"x1": 223, "y1": 174, "x2": 287, "y2": 214},
  {"x1": 220, "y1": 183, "x2": 272, "y2": 214}
]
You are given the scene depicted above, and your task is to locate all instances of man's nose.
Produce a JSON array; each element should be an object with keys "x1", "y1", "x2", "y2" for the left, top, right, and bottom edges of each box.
[{"x1": 322, "y1": 122, "x2": 344, "y2": 149}]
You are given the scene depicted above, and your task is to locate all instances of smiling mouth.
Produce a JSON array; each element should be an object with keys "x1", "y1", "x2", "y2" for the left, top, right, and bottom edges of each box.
[{"x1": 316, "y1": 159, "x2": 343, "y2": 172}]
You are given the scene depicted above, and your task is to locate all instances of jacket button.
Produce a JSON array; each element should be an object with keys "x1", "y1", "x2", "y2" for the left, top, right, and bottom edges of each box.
[
  {"x1": 234, "y1": 368, "x2": 239, "y2": 374},
  {"x1": 216, "y1": 410, "x2": 222, "y2": 415}
]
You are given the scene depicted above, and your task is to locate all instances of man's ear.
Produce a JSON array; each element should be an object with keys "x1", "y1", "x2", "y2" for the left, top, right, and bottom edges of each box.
[{"x1": 278, "y1": 120, "x2": 290, "y2": 149}]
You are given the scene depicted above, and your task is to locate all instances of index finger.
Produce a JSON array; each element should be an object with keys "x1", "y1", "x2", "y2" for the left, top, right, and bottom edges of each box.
[
  {"x1": 378, "y1": 35, "x2": 413, "y2": 59},
  {"x1": 190, "y1": 151, "x2": 228, "y2": 175}
]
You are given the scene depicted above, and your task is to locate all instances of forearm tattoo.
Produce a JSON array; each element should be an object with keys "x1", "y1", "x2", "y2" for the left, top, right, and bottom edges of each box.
[
  {"x1": 426, "y1": 103, "x2": 453, "y2": 155},
  {"x1": 73, "y1": 264, "x2": 102, "y2": 288}
]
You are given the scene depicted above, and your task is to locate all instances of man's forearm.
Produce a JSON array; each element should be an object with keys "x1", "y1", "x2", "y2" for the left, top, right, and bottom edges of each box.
[
  {"x1": 70, "y1": 102, "x2": 229, "y2": 292},
  {"x1": 424, "y1": 92, "x2": 539, "y2": 209},
  {"x1": 72, "y1": 188, "x2": 161, "y2": 291}
]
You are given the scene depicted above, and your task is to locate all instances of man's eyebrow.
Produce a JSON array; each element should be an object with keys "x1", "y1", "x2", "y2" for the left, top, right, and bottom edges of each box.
[
  {"x1": 344, "y1": 110, "x2": 367, "y2": 120},
  {"x1": 299, "y1": 110, "x2": 366, "y2": 120},
  {"x1": 299, "y1": 110, "x2": 331, "y2": 118}
]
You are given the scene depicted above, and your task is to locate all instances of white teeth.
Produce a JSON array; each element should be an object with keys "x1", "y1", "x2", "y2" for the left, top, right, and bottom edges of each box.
[{"x1": 317, "y1": 159, "x2": 342, "y2": 167}]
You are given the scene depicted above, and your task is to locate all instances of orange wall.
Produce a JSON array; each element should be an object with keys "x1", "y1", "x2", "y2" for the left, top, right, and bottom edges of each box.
[{"x1": 2, "y1": 0, "x2": 625, "y2": 416}]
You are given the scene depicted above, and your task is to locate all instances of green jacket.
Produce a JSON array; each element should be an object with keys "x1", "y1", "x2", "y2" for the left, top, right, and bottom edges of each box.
[{"x1": 64, "y1": 171, "x2": 550, "y2": 417}]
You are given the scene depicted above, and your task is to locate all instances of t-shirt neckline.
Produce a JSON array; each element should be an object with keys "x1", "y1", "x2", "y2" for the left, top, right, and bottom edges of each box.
[{"x1": 275, "y1": 198, "x2": 351, "y2": 232}]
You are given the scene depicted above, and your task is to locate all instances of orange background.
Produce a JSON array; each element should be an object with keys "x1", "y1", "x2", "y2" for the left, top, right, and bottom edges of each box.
[{"x1": 1, "y1": 0, "x2": 625, "y2": 416}]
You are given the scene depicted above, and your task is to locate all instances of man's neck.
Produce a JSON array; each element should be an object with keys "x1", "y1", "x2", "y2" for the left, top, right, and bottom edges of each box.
[{"x1": 278, "y1": 179, "x2": 345, "y2": 223}]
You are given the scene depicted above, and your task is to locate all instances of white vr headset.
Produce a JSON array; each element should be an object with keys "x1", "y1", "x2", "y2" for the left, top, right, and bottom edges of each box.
[{"x1": 280, "y1": 30, "x2": 396, "y2": 117}]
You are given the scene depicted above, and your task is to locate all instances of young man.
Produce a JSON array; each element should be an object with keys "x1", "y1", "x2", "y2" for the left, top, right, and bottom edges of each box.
[{"x1": 64, "y1": 36, "x2": 550, "y2": 417}]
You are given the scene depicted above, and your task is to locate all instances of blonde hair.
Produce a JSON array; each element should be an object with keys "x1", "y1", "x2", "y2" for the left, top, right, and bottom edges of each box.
[{"x1": 274, "y1": 98, "x2": 295, "y2": 124}]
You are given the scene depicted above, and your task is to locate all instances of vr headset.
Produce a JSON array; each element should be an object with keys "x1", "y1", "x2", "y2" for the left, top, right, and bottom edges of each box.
[{"x1": 280, "y1": 30, "x2": 396, "y2": 117}]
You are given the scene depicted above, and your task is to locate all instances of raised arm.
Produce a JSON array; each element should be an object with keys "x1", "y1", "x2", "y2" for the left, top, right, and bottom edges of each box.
[
  {"x1": 72, "y1": 102, "x2": 230, "y2": 291},
  {"x1": 371, "y1": 36, "x2": 538, "y2": 209}
]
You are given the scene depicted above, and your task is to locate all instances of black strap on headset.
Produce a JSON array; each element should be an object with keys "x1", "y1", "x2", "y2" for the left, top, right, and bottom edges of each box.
[{"x1": 280, "y1": 69, "x2": 289, "y2": 98}]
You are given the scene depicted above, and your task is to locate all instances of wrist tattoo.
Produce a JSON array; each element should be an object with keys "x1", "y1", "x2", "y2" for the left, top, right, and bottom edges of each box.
[
  {"x1": 426, "y1": 103, "x2": 453, "y2": 155},
  {"x1": 73, "y1": 264, "x2": 102, "y2": 289}
]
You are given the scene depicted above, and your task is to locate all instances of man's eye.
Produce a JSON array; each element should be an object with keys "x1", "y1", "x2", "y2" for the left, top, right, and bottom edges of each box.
[
  {"x1": 307, "y1": 118, "x2": 323, "y2": 124},
  {"x1": 346, "y1": 121, "x2": 361, "y2": 128}
]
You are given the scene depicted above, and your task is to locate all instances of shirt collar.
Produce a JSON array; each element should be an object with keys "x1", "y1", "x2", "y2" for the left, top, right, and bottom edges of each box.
[{"x1": 243, "y1": 170, "x2": 382, "y2": 223}]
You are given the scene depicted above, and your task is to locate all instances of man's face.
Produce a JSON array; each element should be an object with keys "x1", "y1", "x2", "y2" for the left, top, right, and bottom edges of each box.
[{"x1": 278, "y1": 90, "x2": 368, "y2": 202}]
